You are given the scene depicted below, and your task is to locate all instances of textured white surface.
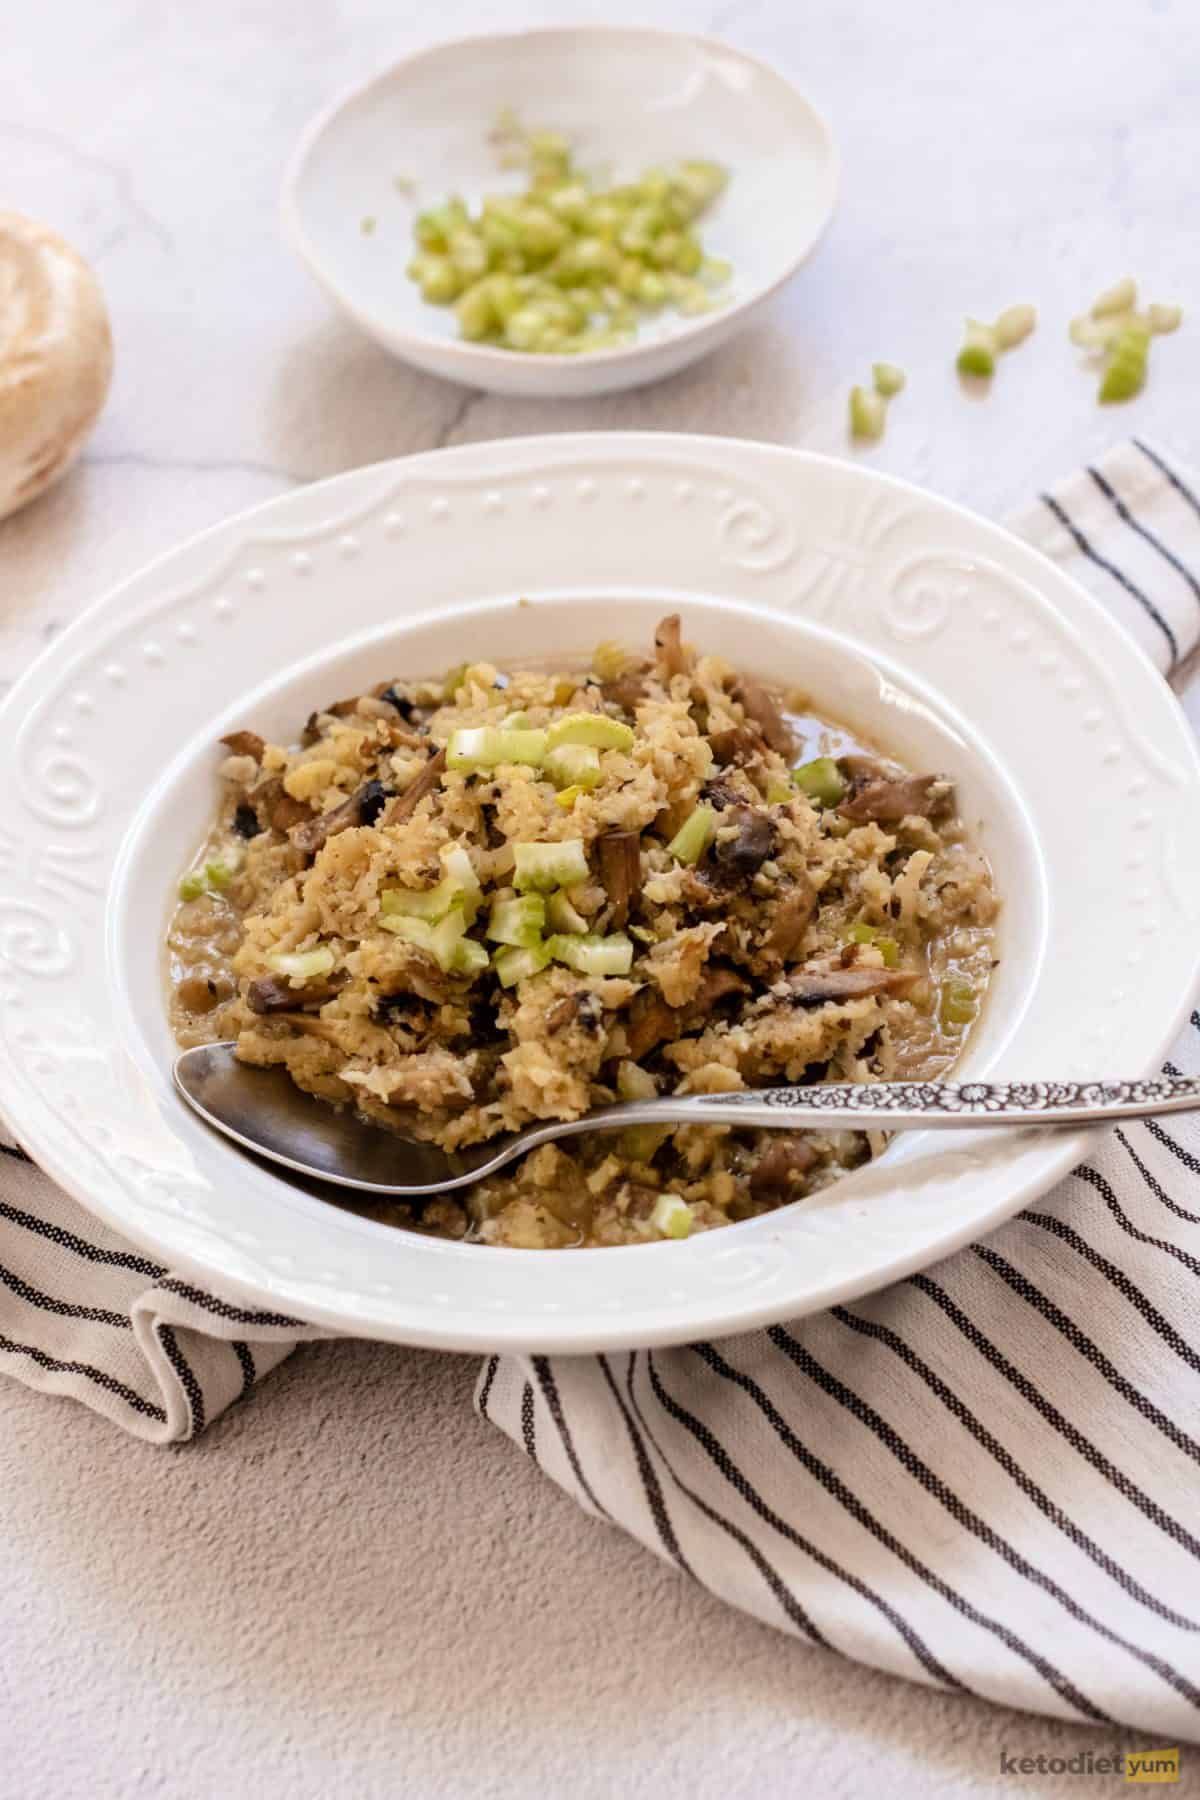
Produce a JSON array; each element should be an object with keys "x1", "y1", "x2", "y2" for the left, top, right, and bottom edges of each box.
[{"x1": 3, "y1": 1, "x2": 1198, "y2": 1794}]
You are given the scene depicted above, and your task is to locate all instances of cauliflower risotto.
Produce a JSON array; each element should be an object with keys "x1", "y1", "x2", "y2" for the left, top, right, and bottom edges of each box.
[{"x1": 168, "y1": 616, "x2": 998, "y2": 1247}]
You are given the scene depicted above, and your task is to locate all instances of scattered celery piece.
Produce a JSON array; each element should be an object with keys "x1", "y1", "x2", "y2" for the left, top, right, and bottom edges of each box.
[
  {"x1": 850, "y1": 386, "x2": 886, "y2": 440},
  {"x1": 792, "y1": 758, "x2": 846, "y2": 807},
  {"x1": 993, "y1": 303, "x2": 1036, "y2": 350},
  {"x1": 1148, "y1": 302, "x2": 1182, "y2": 335},
  {"x1": 513, "y1": 839, "x2": 589, "y2": 891},
  {"x1": 486, "y1": 894, "x2": 546, "y2": 948},
  {"x1": 266, "y1": 947, "x2": 336, "y2": 980},
  {"x1": 492, "y1": 943, "x2": 552, "y2": 987},
  {"x1": 666, "y1": 803, "x2": 715, "y2": 865},
  {"x1": 939, "y1": 979, "x2": 977, "y2": 1028},
  {"x1": 546, "y1": 890, "x2": 589, "y2": 935},
  {"x1": 957, "y1": 319, "x2": 997, "y2": 378},
  {"x1": 872, "y1": 362, "x2": 906, "y2": 397},
  {"x1": 1091, "y1": 276, "x2": 1137, "y2": 318},
  {"x1": 544, "y1": 743, "x2": 602, "y2": 790},
  {"x1": 766, "y1": 780, "x2": 794, "y2": 804},
  {"x1": 1099, "y1": 327, "x2": 1149, "y2": 403},
  {"x1": 446, "y1": 725, "x2": 548, "y2": 770},
  {"x1": 649, "y1": 1193, "x2": 693, "y2": 1239},
  {"x1": 178, "y1": 870, "x2": 208, "y2": 901},
  {"x1": 617, "y1": 1060, "x2": 658, "y2": 1101},
  {"x1": 544, "y1": 712, "x2": 635, "y2": 752},
  {"x1": 546, "y1": 931, "x2": 634, "y2": 976}
]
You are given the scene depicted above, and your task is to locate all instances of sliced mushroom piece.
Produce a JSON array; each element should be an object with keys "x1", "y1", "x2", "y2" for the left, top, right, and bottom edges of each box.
[
  {"x1": 597, "y1": 831, "x2": 641, "y2": 931},
  {"x1": 786, "y1": 965, "x2": 919, "y2": 1007},
  {"x1": 765, "y1": 877, "x2": 816, "y2": 961},
  {"x1": 245, "y1": 975, "x2": 340, "y2": 1015},
  {"x1": 711, "y1": 806, "x2": 776, "y2": 878},
  {"x1": 220, "y1": 730, "x2": 265, "y2": 761},
  {"x1": 653, "y1": 612, "x2": 688, "y2": 678},
  {"x1": 600, "y1": 663, "x2": 650, "y2": 714},
  {"x1": 249, "y1": 776, "x2": 314, "y2": 835},
  {"x1": 625, "y1": 963, "x2": 748, "y2": 1059},
  {"x1": 708, "y1": 724, "x2": 764, "y2": 766},
  {"x1": 733, "y1": 676, "x2": 793, "y2": 757},
  {"x1": 838, "y1": 773, "x2": 953, "y2": 825},
  {"x1": 749, "y1": 1137, "x2": 819, "y2": 1197},
  {"x1": 383, "y1": 746, "x2": 447, "y2": 827}
]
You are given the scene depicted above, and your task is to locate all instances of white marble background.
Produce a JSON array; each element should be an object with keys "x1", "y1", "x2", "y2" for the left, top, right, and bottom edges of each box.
[{"x1": 3, "y1": 2, "x2": 1199, "y2": 1795}]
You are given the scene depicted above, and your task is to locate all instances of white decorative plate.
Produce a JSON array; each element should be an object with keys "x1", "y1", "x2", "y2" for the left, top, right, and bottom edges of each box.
[{"x1": 1, "y1": 434, "x2": 1197, "y2": 1352}]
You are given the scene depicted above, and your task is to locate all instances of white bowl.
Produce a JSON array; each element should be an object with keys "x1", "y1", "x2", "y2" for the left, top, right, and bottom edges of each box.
[
  {"x1": 1, "y1": 433, "x2": 1198, "y2": 1353},
  {"x1": 281, "y1": 28, "x2": 839, "y2": 398}
]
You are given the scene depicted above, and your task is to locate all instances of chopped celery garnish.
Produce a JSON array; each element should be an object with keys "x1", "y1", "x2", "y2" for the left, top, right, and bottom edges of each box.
[
  {"x1": 850, "y1": 386, "x2": 886, "y2": 440},
  {"x1": 666, "y1": 803, "x2": 715, "y2": 865},
  {"x1": 492, "y1": 943, "x2": 552, "y2": 987},
  {"x1": 617, "y1": 1059, "x2": 658, "y2": 1101},
  {"x1": 793, "y1": 757, "x2": 846, "y2": 807},
  {"x1": 546, "y1": 931, "x2": 634, "y2": 976},
  {"x1": 847, "y1": 922, "x2": 900, "y2": 966},
  {"x1": 544, "y1": 743, "x2": 602, "y2": 790},
  {"x1": 872, "y1": 362, "x2": 906, "y2": 397},
  {"x1": 591, "y1": 640, "x2": 629, "y2": 681},
  {"x1": 178, "y1": 870, "x2": 208, "y2": 901},
  {"x1": 957, "y1": 319, "x2": 997, "y2": 378},
  {"x1": 993, "y1": 303, "x2": 1036, "y2": 350},
  {"x1": 513, "y1": 839, "x2": 589, "y2": 891},
  {"x1": 440, "y1": 843, "x2": 480, "y2": 894},
  {"x1": 486, "y1": 894, "x2": 546, "y2": 948},
  {"x1": 381, "y1": 877, "x2": 469, "y2": 922},
  {"x1": 1091, "y1": 276, "x2": 1137, "y2": 318},
  {"x1": 451, "y1": 938, "x2": 490, "y2": 978},
  {"x1": 555, "y1": 785, "x2": 583, "y2": 809},
  {"x1": 649, "y1": 1193, "x2": 693, "y2": 1239},
  {"x1": 1148, "y1": 302, "x2": 1182, "y2": 335},
  {"x1": 766, "y1": 780, "x2": 793, "y2": 804},
  {"x1": 380, "y1": 908, "x2": 481, "y2": 976},
  {"x1": 939, "y1": 978, "x2": 977, "y2": 1028},
  {"x1": 546, "y1": 889, "x2": 589, "y2": 935},
  {"x1": 446, "y1": 725, "x2": 547, "y2": 771},
  {"x1": 545, "y1": 712, "x2": 635, "y2": 753},
  {"x1": 1099, "y1": 327, "x2": 1149, "y2": 403},
  {"x1": 266, "y1": 946, "x2": 336, "y2": 980},
  {"x1": 205, "y1": 858, "x2": 236, "y2": 891}
]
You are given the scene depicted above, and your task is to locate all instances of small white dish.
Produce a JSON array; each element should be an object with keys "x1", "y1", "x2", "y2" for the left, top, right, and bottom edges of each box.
[
  {"x1": 1, "y1": 432, "x2": 1198, "y2": 1353},
  {"x1": 281, "y1": 27, "x2": 839, "y2": 398}
]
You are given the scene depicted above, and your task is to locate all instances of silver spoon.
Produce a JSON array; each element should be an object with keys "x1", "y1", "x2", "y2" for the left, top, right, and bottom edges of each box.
[{"x1": 173, "y1": 1043, "x2": 1200, "y2": 1199}]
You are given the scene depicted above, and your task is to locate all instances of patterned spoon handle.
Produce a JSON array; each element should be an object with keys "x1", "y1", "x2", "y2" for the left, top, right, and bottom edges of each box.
[{"x1": 619, "y1": 1076, "x2": 1200, "y2": 1133}]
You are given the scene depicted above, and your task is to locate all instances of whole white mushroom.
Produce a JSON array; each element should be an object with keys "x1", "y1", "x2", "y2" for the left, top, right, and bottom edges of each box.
[{"x1": 0, "y1": 212, "x2": 113, "y2": 522}]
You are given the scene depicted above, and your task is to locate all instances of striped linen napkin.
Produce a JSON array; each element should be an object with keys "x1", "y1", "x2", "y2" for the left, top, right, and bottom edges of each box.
[{"x1": 3, "y1": 438, "x2": 1200, "y2": 1736}]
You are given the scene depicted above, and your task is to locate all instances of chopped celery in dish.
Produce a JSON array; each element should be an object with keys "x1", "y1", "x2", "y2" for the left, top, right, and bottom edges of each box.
[
  {"x1": 666, "y1": 803, "x2": 715, "y2": 864},
  {"x1": 792, "y1": 757, "x2": 846, "y2": 808},
  {"x1": 513, "y1": 839, "x2": 590, "y2": 891},
  {"x1": 405, "y1": 120, "x2": 731, "y2": 355}
]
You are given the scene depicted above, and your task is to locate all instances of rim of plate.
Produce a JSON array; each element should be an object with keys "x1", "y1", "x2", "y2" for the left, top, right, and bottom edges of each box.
[
  {"x1": 280, "y1": 25, "x2": 839, "y2": 376},
  {"x1": 1, "y1": 432, "x2": 1197, "y2": 1353}
]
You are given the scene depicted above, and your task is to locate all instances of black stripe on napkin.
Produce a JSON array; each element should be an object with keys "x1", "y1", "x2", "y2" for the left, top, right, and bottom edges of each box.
[
  {"x1": 766, "y1": 1329, "x2": 1200, "y2": 1708},
  {"x1": 1134, "y1": 439, "x2": 1200, "y2": 520},
  {"x1": 532, "y1": 1356, "x2": 610, "y2": 1520},
  {"x1": 0, "y1": 1259, "x2": 131, "y2": 1329},
  {"x1": 1087, "y1": 464, "x2": 1200, "y2": 609},
  {"x1": 593, "y1": 1354, "x2": 687, "y2": 1567},
  {"x1": 156, "y1": 1324, "x2": 205, "y2": 1436},
  {"x1": 156, "y1": 1278, "x2": 302, "y2": 1331},
  {"x1": 628, "y1": 1353, "x2": 830, "y2": 1648},
  {"x1": 726, "y1": 1337, "x2": 1110, "y2": 1721},
  {"x1": 1115, "y1": 1128, "x2": 1200, "y2": 1225},
  {"x1": 520, "y1": 1381, "x2": 537, "y2": 1461},
  {"x1": 650, "y1": 1349, "x2": 964, "y2": 1689},
  {"x1": 0, "y1": 1332, "x2": 165, "y2": 1422},
  {"x1": 910, "y1": 1273, "x2": 1200, "y2": 1554},
  {"x1": 831, "y1": 1305, "x2": 1198, "y2": 1631},
  {"x1": 1040, "y1": 492, "x2": 1179, "y2": 665},
  {"x1": 0, "y1": 1197, "x2": 166, "y2": 1277}
]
